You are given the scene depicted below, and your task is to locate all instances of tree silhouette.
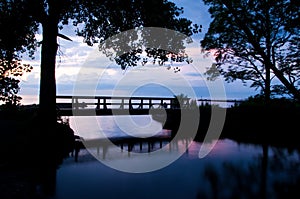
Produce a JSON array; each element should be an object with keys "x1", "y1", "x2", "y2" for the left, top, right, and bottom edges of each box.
[
  {"x1": 0, "y1": 0, "x2": 200, "y2": 127},
  {"x1": 201, "y1": 0, "x2": 300, "y2": 103},
  {"x1": 0, "y1": 0, "x2": 37, "y2": 105}
]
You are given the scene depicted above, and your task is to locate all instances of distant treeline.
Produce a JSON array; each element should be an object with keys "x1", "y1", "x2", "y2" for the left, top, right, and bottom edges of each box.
[{"x1": 158, "y1": 97, "x2": 300, "y2": 148}]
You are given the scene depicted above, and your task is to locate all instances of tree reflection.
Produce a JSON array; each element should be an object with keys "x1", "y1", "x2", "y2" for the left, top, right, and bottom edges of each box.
[
  {"x1": 197, "y1": 144, "x2": 300, "y2": 199},
  {"x1": 24, "y1": 121, "x2": 75, "y2": 199}
]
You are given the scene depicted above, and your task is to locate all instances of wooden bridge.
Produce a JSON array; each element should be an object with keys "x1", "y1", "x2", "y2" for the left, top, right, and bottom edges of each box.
[
  {"x1": 56, "y1": 95, "x2": 243, "y2": 116},
  {"x1": 56, "y1": 95, "x2": 187, "y2": 116}
]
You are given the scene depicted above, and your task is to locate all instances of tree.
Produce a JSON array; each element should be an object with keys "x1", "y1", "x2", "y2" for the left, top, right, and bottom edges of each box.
[
  {"x1": 201, "y1": 0, "x2": 300, "y2": 102},
  {"x1": 1, "y1": 0, "x2": 199, "y2": 126},
  {"x1": 274, "y1": 35, "x2": 300, "y2": 97},
  {"x1": 0, "y1": 0, "x2": 37, "y2": 105},
  {"x1": 0, "y1": 63, "x2": 29, "y2": 105}
]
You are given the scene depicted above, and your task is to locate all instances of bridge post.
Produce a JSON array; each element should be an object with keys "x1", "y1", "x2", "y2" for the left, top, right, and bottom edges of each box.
[
  {"x1": 138, "y1": 99, "x2": 143, "y2": 109},
  {"x1": 103, "y1": 98, "x2": 107, "y2": 109},
  {"x1": 74, "y1": 97, "x2": 79, "y2": 110},
  {"x1": 96, "y1": 98, "x2": 100, "y2": 109},
  {"x1": 149, "y1": 99, "x2": 152, "y2": 109},
  {"x1": 71, "y1": 97, "x2": 75, "y2": 109},
  {"x1": 129, "y1": 98, "x2": 133, "y2": 110},
  {"x1": 120, "y1": 99, "x2": 124, "y2": 109}
]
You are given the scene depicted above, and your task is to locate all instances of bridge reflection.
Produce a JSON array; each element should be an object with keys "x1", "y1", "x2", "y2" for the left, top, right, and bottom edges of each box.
[{"x1": 72, "y1": 133, "x2": 193, "y2": 162}]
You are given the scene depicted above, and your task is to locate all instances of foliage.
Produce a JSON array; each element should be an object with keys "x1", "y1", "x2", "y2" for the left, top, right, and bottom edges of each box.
[
  {"x1": 1, "y1": 0, "x2": 200, "y2": 125},
  {"x1": 0, "y1": 0, "x2": 37, "y2": 105},
  {"x1": 173, "y1": 93, "x2": 198, "y2": 109},
  {"x1": 201, "y1": 0, "x2": 300, "y2": 101},
  {"x1": 24, "y1": 0, "x2": 199, "y2": 67},
  {"x1": 275, "y1": 35, "x2": 300, "y2": 96},
  {"x1": 0, "y1": 76, "x2": 21, "y2": 105},
  {"x1": 234, "y1": 94, "x2": 299, "y2": 108},
  {"x1": 0, "y1": 60, "x2": 33, "y2": 105},
  {"x1": 68, "y1": 1, "x2": 200, "y2": 69}
]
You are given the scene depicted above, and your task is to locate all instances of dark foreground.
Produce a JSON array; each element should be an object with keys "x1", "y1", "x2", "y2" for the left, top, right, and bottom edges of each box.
[
  {"x1": 1, "y1": 102, "x2": 300, "y2": 199},
  {"x1": 0, "y1": 108, "x2": 75, "y2": 199}
]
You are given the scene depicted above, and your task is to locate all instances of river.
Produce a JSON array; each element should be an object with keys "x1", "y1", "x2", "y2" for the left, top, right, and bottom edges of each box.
[{"x1": 50, "y1": 115, "x2": 300, "y2": 199}]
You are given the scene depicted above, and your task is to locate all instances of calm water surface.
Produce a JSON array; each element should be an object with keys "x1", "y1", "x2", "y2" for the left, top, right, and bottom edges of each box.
[{"x1": 52, "y1": 116, "x2": 300, "y2": 199}]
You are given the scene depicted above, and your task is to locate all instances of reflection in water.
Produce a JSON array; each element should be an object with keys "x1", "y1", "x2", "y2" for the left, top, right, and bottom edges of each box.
[
  {"x1": 69, "y1": 115, "x2": 165, "y2": 140},
  {"x1": 42, "y1": 116, "x2": 300, "y2": 199},
  {"x1": 52, "y1": 139, "x2": 300, "y2": 199},
  {"x1": 198, "y1": 144, "x2": 300, "y2": 199}
]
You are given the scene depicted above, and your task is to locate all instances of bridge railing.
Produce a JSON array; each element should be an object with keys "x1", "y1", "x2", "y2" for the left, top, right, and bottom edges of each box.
[
  {"x1": 56, "y1": 95, "x2": 190, "y2": 110},
  {"x1": 57, "y1": 96, "x2": 244, "y2": 110}
]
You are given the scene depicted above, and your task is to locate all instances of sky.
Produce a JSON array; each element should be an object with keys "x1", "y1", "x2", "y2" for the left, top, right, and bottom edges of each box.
[{"x1": 18, "y1": 0, "x2": 258, "y2": 105}]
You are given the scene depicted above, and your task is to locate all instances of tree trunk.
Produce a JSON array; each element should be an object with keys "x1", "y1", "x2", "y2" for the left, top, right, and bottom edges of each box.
[{"x1": 39, "y1": 17, "x2": 58, "y2": 127}]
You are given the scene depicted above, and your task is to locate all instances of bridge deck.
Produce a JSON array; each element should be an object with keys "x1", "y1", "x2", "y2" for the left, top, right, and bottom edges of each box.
[
  {"x1": 56, "y1": 95, "x2": 185, "y2": 116},
  {"x1": 56, "y1": 95, "x2": 241, "y2": 116}
]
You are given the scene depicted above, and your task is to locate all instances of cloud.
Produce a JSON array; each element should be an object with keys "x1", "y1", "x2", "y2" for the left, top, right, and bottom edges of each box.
[
  {"x1": 184, "y1": 72, "x2": 202, "y2": 77},
  {"x1": 17, "y1": 2, "x2": 257, "y2": 105}
]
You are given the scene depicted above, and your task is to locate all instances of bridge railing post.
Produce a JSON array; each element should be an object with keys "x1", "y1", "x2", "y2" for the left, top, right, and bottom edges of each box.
[
  {"x1": 103, "y1": 98, "x2": 107, "y2": 109},
  {"x1": 149, "y1": 99, "x2": 152, "y2": 109},
  {"x1": 139, "y1": 99, "x2": 143, "y2": 109},
  {"x1": 73, "y1": 97, "x2": 79, "y2": 110},
  {"x1": 96, "y1": 98, "x2": 100, "y2": 109},
  {"x1": 129, "y1": 98, "x2": 133, "y2": 110},
  {"x1": 120, "y1": 99, "x2": 124, "y2": 109}
]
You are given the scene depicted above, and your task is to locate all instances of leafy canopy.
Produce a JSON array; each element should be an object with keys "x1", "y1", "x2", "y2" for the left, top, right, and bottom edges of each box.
[
  {"x1": 201, "y1": 0, "x2": 300, "y2": 99},
  {"x1": 0, "y1": 0, "x2": 200, "y2": 118},
  {"x1": 24, "y1": 0, "x2": 199, "y2": 67},
  {"x1": 0, "y1": 0, "x2": 38, "y2": 104}
]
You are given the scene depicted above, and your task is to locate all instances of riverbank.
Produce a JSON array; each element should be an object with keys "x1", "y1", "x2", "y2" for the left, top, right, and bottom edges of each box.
[
  {"x1": 155, "y1": 104, "x2": 300, "y2": 149},
  {"x1": 0, "y1": 112, "x2": 75, "y2": 199}
]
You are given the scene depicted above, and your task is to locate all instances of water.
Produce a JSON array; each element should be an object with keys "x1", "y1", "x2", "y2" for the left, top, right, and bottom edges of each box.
[
  {"x1": 69, "y1": 115, "x2": 165, "y2": 139},
  {"x1": 52, "y1": 115, "x2": 300, "y2": 199}
]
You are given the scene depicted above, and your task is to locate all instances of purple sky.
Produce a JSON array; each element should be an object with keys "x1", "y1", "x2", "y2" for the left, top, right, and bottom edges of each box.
[{"x1": 18, "y1": 0, "x2": 258, "y2": 105}]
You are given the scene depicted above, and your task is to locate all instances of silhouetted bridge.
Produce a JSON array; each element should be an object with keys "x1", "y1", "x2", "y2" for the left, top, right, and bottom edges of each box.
[
  {"x1": 56, "y1": 95, "x2": 243, "y2": 116},
  {"x1": 56, "y1": 95, "x2": 187, "y2": 116}
]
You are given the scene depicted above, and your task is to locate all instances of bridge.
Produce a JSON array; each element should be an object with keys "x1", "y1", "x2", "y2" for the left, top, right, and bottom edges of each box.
[
  {"x1": 56, "y1": 95, "x2": 187, "y2": 116},
  {"x1": 56, "y1": 95, "x2": 243, "y2": 116}
]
